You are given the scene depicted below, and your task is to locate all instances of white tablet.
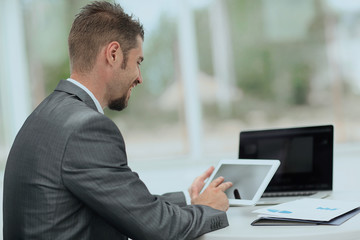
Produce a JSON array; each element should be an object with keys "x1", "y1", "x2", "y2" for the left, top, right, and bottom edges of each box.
[{"x1": 201, "y1": 159, "x2": 280, "y2": 206}]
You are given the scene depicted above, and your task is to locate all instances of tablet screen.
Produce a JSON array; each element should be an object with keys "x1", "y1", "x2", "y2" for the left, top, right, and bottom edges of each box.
[{"x1": 201, "y1": 159, "x2": 280, "y2": 206}]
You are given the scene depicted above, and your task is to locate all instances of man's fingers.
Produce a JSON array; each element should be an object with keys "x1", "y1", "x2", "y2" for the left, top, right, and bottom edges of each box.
[
  {"x1": 198, "y1": 166, "x2": 215, "y2": 182},
  {"x1": 218, "y1": 181, "x2": 233, "y2": 192},
  {"x1": 210, "y1": 176, "x2": 225, "y2": 187},
  {"x1": 210, "y1": 176, "x2": 233, "y2": 191},
  {"x1": 189, "y1": 166, "x2": 216, "y2": 200}
]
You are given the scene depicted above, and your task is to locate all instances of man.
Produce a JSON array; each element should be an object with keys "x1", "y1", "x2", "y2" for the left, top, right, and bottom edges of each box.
[{"x1": 3, "y1": 1, "x2": 232, "y2": 239}]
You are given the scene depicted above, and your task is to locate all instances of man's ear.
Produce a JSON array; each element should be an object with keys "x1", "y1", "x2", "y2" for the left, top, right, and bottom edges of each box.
[{"x1": 106, "y1": 41, "x2": 123, "y2": 66}]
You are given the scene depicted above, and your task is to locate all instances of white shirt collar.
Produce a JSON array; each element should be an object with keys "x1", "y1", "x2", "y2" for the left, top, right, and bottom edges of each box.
[{"x1": 66, "y1": 78, "x2": 104, "y2": 114}]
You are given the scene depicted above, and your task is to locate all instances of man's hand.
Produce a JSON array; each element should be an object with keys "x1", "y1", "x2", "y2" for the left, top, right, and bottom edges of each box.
[{"x1": 188, "y1": 167, "x2": 233, "y2": 212}]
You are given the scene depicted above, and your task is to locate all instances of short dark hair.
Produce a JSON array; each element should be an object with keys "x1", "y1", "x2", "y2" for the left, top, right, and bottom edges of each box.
[{"x1": 68, "y1": 1, "x2": 144, "y2": 72}]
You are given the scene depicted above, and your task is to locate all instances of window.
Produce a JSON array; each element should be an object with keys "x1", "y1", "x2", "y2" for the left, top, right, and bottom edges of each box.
[{"x1": 1, "y1": 0, "x2": 360, "y2": 168}]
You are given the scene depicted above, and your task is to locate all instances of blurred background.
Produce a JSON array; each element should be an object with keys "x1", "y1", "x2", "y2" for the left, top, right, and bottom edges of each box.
[
  {"x1": 2, "y1": 0, "x2": 360, "y2": 236},
  {"x1": 2, "y1": 0, "x2": 360, "y2": 192},
  {"x1": 2, "y1": 0, "x2": 360, "y2": 166}
]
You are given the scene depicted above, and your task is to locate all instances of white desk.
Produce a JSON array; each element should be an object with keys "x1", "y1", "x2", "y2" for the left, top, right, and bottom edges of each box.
[
  {"x1": 196, "y1": 191, "x2": 360, "y2": 240},
  {"x1": 132, "y1": 143, "x2": 360, "y2": 240}
]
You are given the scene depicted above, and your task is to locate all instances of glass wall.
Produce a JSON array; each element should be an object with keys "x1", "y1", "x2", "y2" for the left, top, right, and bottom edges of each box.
[{"x1": 1, "y1": 0, "x2": 360, "y2": 167}]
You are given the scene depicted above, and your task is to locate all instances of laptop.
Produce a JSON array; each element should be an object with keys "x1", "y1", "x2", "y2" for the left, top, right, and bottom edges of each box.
[{"x1": 238, "y1": 125, "x2": 333, "y2": 205}]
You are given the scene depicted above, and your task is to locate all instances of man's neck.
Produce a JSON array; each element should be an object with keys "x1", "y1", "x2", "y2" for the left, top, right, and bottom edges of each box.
[{"x1": 70, "y1": 72, "x2": 107, "y2": 109}]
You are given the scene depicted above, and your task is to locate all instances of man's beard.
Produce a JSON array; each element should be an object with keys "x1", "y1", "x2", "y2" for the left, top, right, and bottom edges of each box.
[{"x1": 108, "y1": 95, "x2": 128, "y2": 111}]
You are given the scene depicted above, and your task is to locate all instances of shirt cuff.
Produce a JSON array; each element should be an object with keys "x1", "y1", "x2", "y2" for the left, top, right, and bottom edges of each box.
[{"x1": 183, "y1": 190, "x2": 191, "y2": 205}]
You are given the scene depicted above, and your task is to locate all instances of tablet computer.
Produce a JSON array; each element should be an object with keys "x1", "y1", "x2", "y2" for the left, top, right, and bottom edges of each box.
[{"x1": 201, "y1": 159, "x2": 280, "y2": 206}]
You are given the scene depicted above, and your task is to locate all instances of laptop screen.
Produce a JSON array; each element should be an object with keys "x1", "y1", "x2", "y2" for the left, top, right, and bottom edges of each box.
[{"x1": 239, "y1": 125, "x2": 333, "y2": 193}]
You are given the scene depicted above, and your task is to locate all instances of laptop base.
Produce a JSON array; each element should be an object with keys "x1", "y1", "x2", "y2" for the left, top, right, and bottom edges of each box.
[{"x1": 256, "y1": 191, "x2": 332, "y2": 205}]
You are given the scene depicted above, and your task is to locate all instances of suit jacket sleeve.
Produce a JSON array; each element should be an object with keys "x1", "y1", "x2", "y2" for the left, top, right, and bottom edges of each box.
[
  {"x1": 61, "y1": 112, "x2": 228, "y2": 240},
  {"x1": 156, "y1": 191, "x2": 187, "y2": 207}
]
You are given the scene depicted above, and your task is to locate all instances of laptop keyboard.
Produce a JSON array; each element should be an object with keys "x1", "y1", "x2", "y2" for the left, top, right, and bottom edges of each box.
[{"x1": 262, "y1": 191, "x2": 317, "y2": 198}]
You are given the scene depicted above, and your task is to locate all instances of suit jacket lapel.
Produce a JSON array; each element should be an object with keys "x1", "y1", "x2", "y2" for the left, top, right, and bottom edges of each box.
[{"x1": 54, "y1": 80, "x2": 98, "y2": 112}]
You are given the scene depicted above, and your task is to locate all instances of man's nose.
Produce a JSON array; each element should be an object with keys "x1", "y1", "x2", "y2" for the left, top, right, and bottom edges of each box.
[{"x1": 137, "y1": 68, "x2": 143, "y2": 84}]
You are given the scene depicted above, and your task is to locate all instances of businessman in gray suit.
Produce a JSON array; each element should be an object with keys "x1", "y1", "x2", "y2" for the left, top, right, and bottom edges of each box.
[{"x1": 3, "y1": 1, "x2": 232, "y2": 239}]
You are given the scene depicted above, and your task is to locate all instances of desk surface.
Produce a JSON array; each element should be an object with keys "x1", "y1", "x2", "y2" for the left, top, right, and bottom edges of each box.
[{"x1": 196, "y1": 191, "x2": 360, "y2": 240}]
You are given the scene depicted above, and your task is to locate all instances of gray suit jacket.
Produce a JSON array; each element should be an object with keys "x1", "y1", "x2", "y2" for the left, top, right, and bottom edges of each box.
[{"x1": 3, "y1": 80, "x2": 228, "y2": 240}]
